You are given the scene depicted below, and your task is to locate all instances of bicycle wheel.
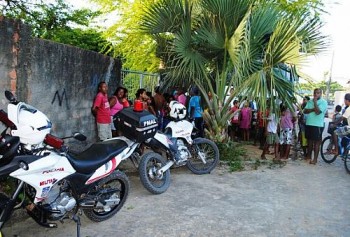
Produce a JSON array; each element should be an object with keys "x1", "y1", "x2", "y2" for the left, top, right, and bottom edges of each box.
[
  {"x1": 320, "y1": 136, "x2": 337, "y2": 163},
  {"x1": 344, "y1": 149, "x2": 350, "y2": 174}
]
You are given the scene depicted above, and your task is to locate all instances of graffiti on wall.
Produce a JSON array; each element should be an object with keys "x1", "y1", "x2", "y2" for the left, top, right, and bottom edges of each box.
[{"x1": 51, "y1": 89, "x2": 69, "y2": 109}]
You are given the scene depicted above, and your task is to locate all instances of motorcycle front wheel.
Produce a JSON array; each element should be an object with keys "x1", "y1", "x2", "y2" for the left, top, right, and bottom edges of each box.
[
  {"x1": 187, "y1": 138, "x2": 220, "y2": 175},
  {"x1": 139, "y1": 152, "x2": 170, "y2": 194},
  {"x1": 84, "y1": 170, "x2": 129, "y2": 222}
]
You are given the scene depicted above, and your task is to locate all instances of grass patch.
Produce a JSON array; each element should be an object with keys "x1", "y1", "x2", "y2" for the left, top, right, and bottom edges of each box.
[
  {"x1": 126, "y1": 205, "x2": 135, "y2": 210},
  {"x1": 217, "y1": 141, "x2": 247, "y2": 172},
  {"x1": 0, "y1": 178, "x2": 15, "y2": 194}
]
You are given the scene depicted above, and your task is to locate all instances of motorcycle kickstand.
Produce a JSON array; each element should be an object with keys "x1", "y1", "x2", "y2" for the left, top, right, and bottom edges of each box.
[{"x1": 72, "y1": 214, "x2": 81, "y2": 237}]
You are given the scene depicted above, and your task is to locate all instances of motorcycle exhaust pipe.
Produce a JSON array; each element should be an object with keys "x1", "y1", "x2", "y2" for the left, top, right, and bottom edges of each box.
[{"x1": 157, "y1": 160, "x2": 174, "y2": 175}]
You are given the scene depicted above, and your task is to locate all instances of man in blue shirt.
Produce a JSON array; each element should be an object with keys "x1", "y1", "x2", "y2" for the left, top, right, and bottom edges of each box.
[
  {"x1": 188, "y1": 87, "x2": 204, "y2": 137},
  {"x1": 303, "y1": 88, "x2": 328, "y2": 164}
]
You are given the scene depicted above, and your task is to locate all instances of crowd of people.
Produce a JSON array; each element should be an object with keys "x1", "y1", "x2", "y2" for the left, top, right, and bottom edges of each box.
[
  {"x1": 91, "y1": 82, "x2": 204, "y2": 141},
  {"x1": 230, "y1": 88, "x2": 350, "y2": 165},
  {"x1": 91, "y1": 82, "x2": 350, "y2": 165}
]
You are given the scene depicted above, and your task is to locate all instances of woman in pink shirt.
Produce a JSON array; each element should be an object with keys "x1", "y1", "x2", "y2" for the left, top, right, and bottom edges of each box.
[
  {"x1": 240, "y1": 102, "x2": 252, "y2": 141},
  {"x1": 109, "y1": 86, "x2": 129, "y2": 137},
  {"x1": 177, "y1": 88, "x2": 187, "y2": 106}
]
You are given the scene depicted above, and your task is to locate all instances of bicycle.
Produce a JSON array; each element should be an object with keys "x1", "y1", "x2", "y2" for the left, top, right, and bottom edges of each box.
[{"x1": 320, "y1": 125, "x2": 350, "y2": 174}]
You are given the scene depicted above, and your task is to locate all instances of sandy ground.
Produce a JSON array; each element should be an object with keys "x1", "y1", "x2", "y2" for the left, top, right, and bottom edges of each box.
[{"x1": 2, "y1": 144, "x2": 350, "y2": 237}]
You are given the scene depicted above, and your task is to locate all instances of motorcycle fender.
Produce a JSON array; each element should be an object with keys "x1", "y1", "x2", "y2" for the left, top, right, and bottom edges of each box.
[
  {"x1": 193, "y1": 137, "x2": 207, "y2": 144},
  {"x1": 85, "y1": 156, "x2": 122, "y2": 185}
]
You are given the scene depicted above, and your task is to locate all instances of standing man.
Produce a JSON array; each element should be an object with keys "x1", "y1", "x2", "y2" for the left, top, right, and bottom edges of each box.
[
  {"x1": 188, "y1": 87, "x2": 204, "y2": 137},
  {"x1": 303, "y1": 88, "x2": 328, "y2": 164},
  {"x1": 92, "y1": 81, "x2": 112, "y2": 141},
  {"x1": 153, "y1": 86, "x2": 166, "y2": 130}
]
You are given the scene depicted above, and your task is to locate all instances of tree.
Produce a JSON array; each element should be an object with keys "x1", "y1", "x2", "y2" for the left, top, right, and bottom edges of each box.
[
  {"x1": 299, "y1": 80, "x2": 344, "y2": 99},
  {"x1": 90, "y1": 0, "x2": 160, "y2": 71},
  {"x1": 140, "y1": 0, "x2": 327, "y2": 142},
  {"x1": 0, "y1": 0, "x2": 109, "y2": 53},
  {"x1": 88, "y1": 0, "x2": 327, "y2": 73}
]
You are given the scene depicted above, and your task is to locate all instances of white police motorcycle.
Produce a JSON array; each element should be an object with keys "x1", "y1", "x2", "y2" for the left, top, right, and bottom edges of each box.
[
  {"x1": 0, "y1": 91, "x2": 130, "y2": 237},
  {"x1": 139, "y1": 101, "x2": 220, "y2": 194}
]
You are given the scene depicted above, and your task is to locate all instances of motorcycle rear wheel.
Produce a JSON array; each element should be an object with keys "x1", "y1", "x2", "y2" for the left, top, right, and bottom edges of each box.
[
  {"x1": 83, "y1": 170, "x2": 129, "y2": 222},
  {"x1": 187, "y1": 138, "x2": 219, "y2": 175},
  {"x1": 139, "y1": 152, "x2": 170, "y2": 194}
]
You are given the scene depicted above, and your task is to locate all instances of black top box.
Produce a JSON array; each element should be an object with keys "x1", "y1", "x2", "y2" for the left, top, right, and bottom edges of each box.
[{"x1": 114, "y1": 108, "x2": 158, "y2": 143}]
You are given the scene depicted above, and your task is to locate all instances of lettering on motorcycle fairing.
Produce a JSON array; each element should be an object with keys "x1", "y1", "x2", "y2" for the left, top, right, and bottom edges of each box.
[
  {"x1": 143, "y1": 119, "x2": 157, "y2": 126},
  {"x1": 42, "y1": 167, "x2": 64, "y2": 174},
  {"x1": 40, "y1": 178, "x2": 57, "y2": 186},
  {"x1": 175, "y1": 130, "x2": 185, "y2": 133}
]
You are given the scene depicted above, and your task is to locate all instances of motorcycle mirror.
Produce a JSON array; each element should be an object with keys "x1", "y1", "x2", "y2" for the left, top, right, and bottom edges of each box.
[
  {"x1": 73, "y1": 133, "x2": 87, "y2": 141},
  {"x1": 5, "y1": 90, "x2": 17, "y2": 103}
]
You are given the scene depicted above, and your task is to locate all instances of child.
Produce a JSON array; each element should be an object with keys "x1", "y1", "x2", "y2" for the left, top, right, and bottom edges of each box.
[
  {"x1": 261, "y1": 112, "x2": 280, "y2": 160},
  {"x1": 279, "y1": 105, "x2": 295, "y2": 160},
  {"x1": 329, "y1": 105, "x2": 343, "y2": 154},
  {"x1": 333, "y1": 105, "x2": 343, "y2": 127},
  {"x1": 230, "y1": 100, "x2": 240, "y2": 141},
  {"x1": 298, "y1": 96, "x2": 309, "y2": 158}
]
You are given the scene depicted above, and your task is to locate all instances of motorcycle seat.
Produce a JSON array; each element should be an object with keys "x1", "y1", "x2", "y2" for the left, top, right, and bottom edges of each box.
[{"x1": 67, "y1": 139, "x2": 128, "y2": 174}]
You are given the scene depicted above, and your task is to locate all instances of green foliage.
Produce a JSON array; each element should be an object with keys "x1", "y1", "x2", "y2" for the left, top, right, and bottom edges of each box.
[
  {"x1": 273, "y1": 0, "x2": 326, "y2": 18},
  {"x1": 140, "y1": 0, "x2": 327, "y2": 142},
  {"x1": 50, "y1": 28, "x2": 112, "y2": 54},
  {"x1": 217, "y1": 141, "x2": 246, "y2": 172},
  {"x1": 299, "y1": 80, "x2": 345, "y2": 99},
  {"x1": 0, "y1": 0, "x2": 109, "y2": 54},
  {"x1": 0, "y1": 178, "x2": 15, "y2": 194},
  {"x1": 93, "y1": 0, "x2": 161, "y2": 72}
]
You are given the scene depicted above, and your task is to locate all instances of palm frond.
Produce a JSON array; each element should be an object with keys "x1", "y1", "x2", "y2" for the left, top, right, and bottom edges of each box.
[{"x1": 140, "y1": 0, "x2": 190, "y2": 35}]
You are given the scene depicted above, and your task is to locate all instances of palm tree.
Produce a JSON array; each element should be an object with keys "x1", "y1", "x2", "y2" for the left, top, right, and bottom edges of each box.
[{"x1": 140, "y1": 0, "x2": 327, "y2": 142}]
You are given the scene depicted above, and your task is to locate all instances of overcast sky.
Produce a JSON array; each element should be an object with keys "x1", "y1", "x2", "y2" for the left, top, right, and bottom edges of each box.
[{"x1": 301, "y1": 0, "x2": 350, "y2": 85}]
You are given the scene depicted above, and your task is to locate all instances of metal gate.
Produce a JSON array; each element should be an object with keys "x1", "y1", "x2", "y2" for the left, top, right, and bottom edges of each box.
[{"x1": 121, "y1": 69, "x2": 159, "y2": 99}]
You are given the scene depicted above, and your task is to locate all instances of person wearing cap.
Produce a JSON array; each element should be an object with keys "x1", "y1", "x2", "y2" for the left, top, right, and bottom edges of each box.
[
  {"x1": 332, "y1": 93, "x2": 350, "y2": 156},
  {"x1": 303, "y1": 88, "x2": 328, "y2": 164}
]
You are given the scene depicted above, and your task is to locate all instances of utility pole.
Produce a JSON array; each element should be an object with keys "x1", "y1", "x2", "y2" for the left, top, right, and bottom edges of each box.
[{"x1": 326, "y1": 51, "x2": 335, "y2": 102}]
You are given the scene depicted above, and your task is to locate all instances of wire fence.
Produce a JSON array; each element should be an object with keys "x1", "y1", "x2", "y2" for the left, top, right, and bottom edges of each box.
[{"x1": 121, "y1": 69, "x2": 159, "y2": 99}]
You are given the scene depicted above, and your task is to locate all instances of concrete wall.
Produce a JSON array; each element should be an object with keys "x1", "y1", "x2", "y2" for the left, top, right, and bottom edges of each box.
[{"x1": 0, "y1": 17, "x2": 121, "y2": 143}]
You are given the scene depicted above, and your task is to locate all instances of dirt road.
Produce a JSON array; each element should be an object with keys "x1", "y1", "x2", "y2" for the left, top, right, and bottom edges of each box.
[{"x1": 2, "y1": 155, "x2": 350, "y2": 237}]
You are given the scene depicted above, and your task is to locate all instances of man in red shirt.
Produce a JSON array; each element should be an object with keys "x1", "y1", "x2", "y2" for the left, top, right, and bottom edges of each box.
[{"x1": 92, "y1": 81, "x2": 112, "y2": 141}]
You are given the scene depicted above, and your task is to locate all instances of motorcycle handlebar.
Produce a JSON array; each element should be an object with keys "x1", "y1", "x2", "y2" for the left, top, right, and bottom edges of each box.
[{"x1": 5, "y1": 90, "x2": 18, "y2": 104}]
